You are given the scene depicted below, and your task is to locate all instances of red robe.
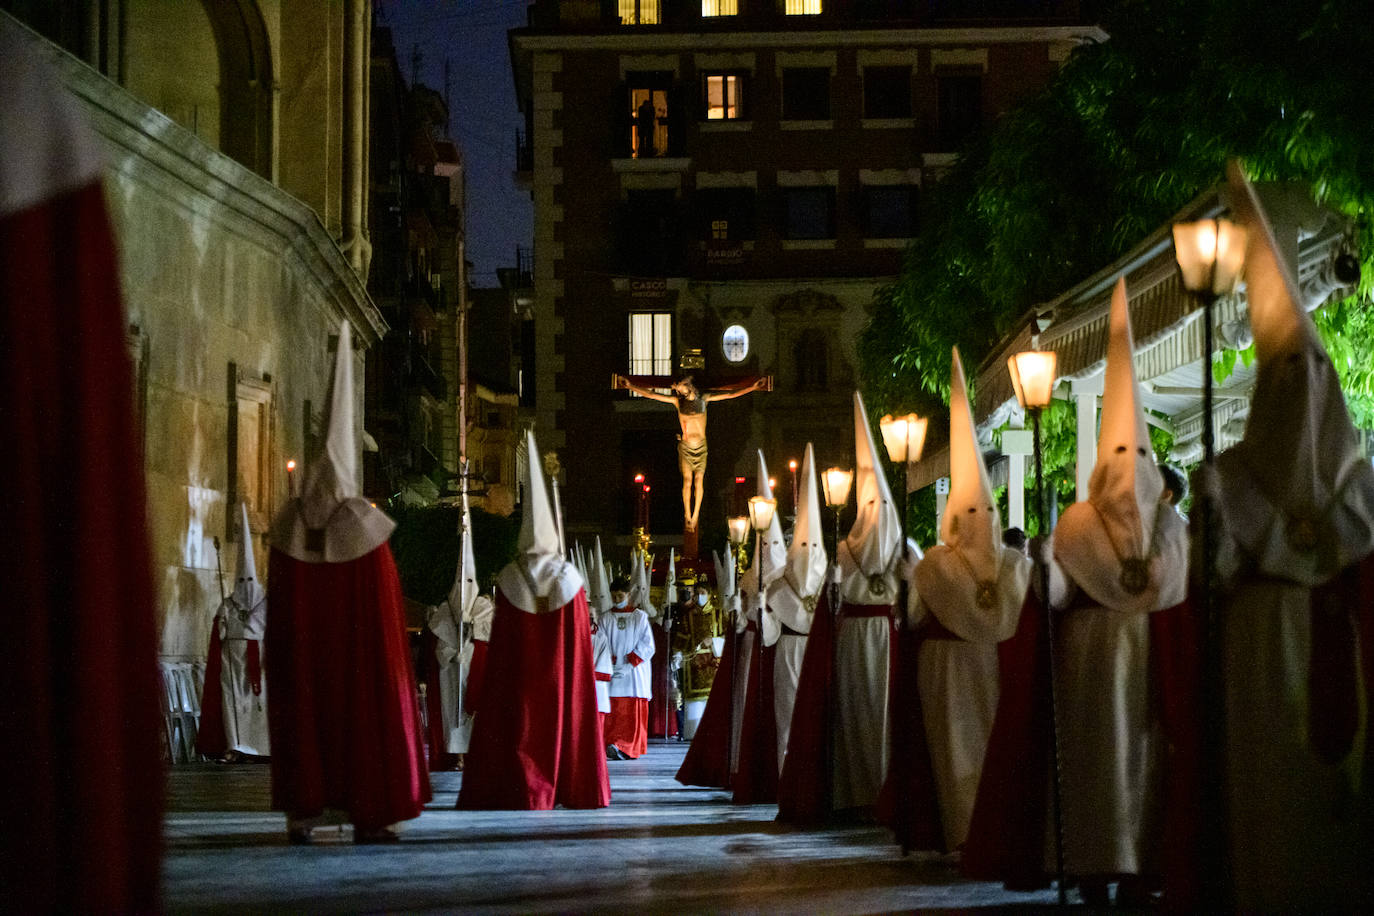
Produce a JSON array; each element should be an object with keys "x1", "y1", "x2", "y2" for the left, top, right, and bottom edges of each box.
[
  {"x1": 265, "y1": 546, "x2": 431, "y2": 830},
  {"x1": 962, "y1": 591, "x2": 1199, "y2": 892},
  {"x1": 648, "y1": 620, "x2": 679, "y2": 738},
  {"x1": 776, "y1": 589, "x2": 835, "y2": 824},
  {"x1": 876, "y1": 621, "x2": 944, "y2": 853},
  {"x1": 1, "y1": 166, "x2": 164, "y2": 913},
  {"x1": 731, "y1": 623, "x2": 778, "y2": 804},
  {"x1": 458, "y1": 589, "x2": 610, "y2": 809},
  {"x1": 675, "y1": 628, "x2": 740, "y2": 789}
]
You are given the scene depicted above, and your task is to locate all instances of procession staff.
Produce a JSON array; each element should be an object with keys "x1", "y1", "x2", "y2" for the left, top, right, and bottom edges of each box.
[{"x1": 267, "y1": 320, "x2": 429, "y2": 844}]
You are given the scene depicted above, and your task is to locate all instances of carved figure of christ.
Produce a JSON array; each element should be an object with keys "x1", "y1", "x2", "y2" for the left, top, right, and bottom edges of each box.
[{"x1": 611, "y1": 373, "x2": 770, "y2": 531}]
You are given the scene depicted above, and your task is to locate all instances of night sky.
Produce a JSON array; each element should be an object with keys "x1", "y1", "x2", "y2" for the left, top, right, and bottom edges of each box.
[{"x1": 379, "y1": 0, "x2": 532, "y2": 287}]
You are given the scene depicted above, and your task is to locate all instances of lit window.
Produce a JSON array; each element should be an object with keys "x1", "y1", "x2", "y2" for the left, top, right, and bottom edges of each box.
[
  {"x1": 628, "y1": 87, "x2": 669, "y2": 158},
  {"x1": 701, "y1": 0, "x2": 738, "y2": 14},
  {"x1": 785, "y1": 0, "x2": 822, "y2": 14},
  {"x1": 723, "y1": 325, "x2": 749, "y2": 363},
  {"x1": 704, "y1": 74, "x2": 741, "y2": 120},
  {"x1": 619, "y1": 0, "x2": 660, "y2": 24},
  {"x1": 629, "y1": 312, "x2": 674, "y2": 377}
]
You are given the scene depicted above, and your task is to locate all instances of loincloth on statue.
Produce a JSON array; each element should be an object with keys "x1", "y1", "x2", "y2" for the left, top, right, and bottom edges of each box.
[{"x1": 677, "y1": 437, "x2": 707, "y2": 473}]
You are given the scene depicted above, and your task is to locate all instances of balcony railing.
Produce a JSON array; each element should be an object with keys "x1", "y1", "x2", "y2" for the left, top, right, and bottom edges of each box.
[{"x1": 515, "y1": 129, "x2": 533, "y2": 174}]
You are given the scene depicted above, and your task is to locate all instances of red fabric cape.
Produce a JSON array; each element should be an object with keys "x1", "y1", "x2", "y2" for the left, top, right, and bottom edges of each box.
[
  {"x1": 1, "y1": 181, "x2": 165, "y2": 913},
  {"x1": 675, "y1": 625, "x2": 741, "y2": 789},
  {"x1": 962, "y1": 591, "x2": 1201, "y2": 894},
  {"x1": 198, "y1": 624, "x2": 229, "y2": 759},
  {"x1": 875, "y1": 622, "x2": 944, "y2": 852},
  {"x1": 420, "y1": 629, "x2": 457, "y2": 771},
  {"x1": 458, "y1": 588, "x2": 610, "y2": 809},
  {"x1": 731, "y1": 627, "x2": 777, "y2": 804},
  {"x1": 775, "y1": 589, "x2": 836, "y2": 824},
  {"x1": 606, "y1": 697, "x2": 649, "y2": 757},
  {"x1": 265, "y1": 545, "x2": 431, "y2": 830},
  {"x1": 648, "y1": 620, "x2": 679, "y2": 738}
]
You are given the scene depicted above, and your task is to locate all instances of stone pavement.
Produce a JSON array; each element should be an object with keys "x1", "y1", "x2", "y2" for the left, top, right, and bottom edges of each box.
[{"x1": 163, "y1": 740, "x2": 1074, "y2": 914}]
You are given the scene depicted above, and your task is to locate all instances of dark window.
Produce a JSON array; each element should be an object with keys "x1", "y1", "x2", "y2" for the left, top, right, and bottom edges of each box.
[
  {"x1": 862, "y1": 66, "x2": 912, "y2": 118},
  {"x1": 696, "y1": 188, "x2": 756, "y2": 240},
  {"x1": 794, "y1": 328, "x2": 829, "y2": 391},
  {"x1": 615, "y1": 189, "x2": 683, "y2": 274},
  {"x1": 781, "y1": 67, "x2": 830, "y2": 120},
  {"x1": 782, "y1": 187, "x2": 835, "y2": 240},
  {"x1": 862, "y1": 185, "x2": 918, "y2": 238},
  {"x1": 701, "y1": 72, "x2": 747, "y2": 120},
  {"x1": 937, "y1": 72, "x2": 982, "y2": 147}
]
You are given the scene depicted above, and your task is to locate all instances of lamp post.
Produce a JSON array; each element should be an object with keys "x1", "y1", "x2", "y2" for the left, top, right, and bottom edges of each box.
[
  {"x1": 1008, "y1": 348, "x2": 1065, "y2": 906},
  {"x1": 820, "y1": 465, "x2": 853, "y2": 816},
  {"x1": 726, "y1": 514, "x2": 749, "y2": 783},
  {"x1": 747, "y1": 494, "x2": 777, "y2": 771},
  {"x1": 788, "y1": 458, "x2": 799, "y2": 519},
  {"x1": 1172, "y1": 217, "x2": 1245, "y2": 910}
]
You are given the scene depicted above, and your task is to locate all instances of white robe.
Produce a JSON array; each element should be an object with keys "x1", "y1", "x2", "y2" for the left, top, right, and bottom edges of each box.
[
  {"x1": 600, "y1": 607, "x2": 655, "y2": 700},
  {"x1": 910, "y1": 545, "x2": 1028, "y2": 850},
  {"x1": 215, "y1": 594, "x2": 270, "y2": 756},
  {"x1": 591, "y1": 625, "x2": 612, "y2": 715},
  {"x1": 428, "y1": 596, "x2": 493, "y2": 755},
  {"x1": 1046, "y1": 505, "x2": 1188, "y2": 877},
  {"x1": 766, "y1": 575, "x2": 816, "y2": 775}
]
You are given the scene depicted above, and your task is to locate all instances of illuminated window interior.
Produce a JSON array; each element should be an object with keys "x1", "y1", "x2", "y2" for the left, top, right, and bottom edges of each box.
[
  {"x1": 619, "y1": 0, "x2": 660, "y2": 24},
  {"x1": 704, "y1": 74, "x2": 740, "y2": 120},
  {"x1": 785, "y1": 0, "x2": 822, "y2": 14},
  {"x1": 628, "y1": 312, "x2": 674, "y2": 378},
  {"x1": 701, "y1": 0, "x2": 738, "y2": 15},
  {"x1": 629, "y1": 88, "x2": 669, "y2": 158}
]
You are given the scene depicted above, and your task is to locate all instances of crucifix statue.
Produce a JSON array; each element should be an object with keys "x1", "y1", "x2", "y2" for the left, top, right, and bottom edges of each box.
[{"x1": 612, "y1": 373, "x2": 771, "y2": 533}]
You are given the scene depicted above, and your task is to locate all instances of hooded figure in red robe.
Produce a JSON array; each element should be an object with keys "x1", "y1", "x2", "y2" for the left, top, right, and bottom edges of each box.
[
  {"x1": 458, "y1": 430, "x2": 610, "y2": 809},
  {"x1": 266, "y1": 319, "x2": 431, "y2": 844},
  {"x1": 1, "y1": 17, "x2": 163, "y2": 911}
]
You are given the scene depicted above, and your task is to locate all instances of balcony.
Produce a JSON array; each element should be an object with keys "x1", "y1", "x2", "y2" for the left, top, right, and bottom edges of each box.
[{"x1": 515, "y1": 129, "x2": 533, "y2": 185}]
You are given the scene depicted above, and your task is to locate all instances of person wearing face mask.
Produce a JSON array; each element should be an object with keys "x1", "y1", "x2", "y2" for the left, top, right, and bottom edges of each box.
[
  {"x1": 199, "y1": 503, "x2": 270, "y2": 762},
  {"x1": 600, "y1": 575, "x2": 655, "y2": 760}
]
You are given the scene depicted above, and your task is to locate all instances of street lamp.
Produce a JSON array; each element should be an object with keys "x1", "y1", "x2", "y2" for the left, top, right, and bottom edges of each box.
[
  {"x1": 748, "y1": 494, "x2": 777, "y2": 741},
  {"x1": 1007, "y1": 348, "x2": 1066, "y2": 905},
  {"x1": 1174, "y1": 214, "x2": 1245, "y2": 913},
  {"x1": 877, "y1": 412, "x2": 927, "y2": 569},
  {"x1": 788, "y1": 458, "x2": 799, "y2": 518}
]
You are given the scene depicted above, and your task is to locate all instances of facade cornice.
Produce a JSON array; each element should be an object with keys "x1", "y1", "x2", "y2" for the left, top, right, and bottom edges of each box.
[
  {"x1": 512, "y1": 24, "x2": 1107, "y2": 53},
  {"x1": 38, "y1": 24, "x2": 388, "y2": 346}
]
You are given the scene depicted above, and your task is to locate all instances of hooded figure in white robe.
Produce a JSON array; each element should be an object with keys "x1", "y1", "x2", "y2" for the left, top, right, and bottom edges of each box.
[
  {"x1": 834, "y1": 392, "x2": 921, "y2": 810},
  {"x1": 1194, "y1": 163, "x2": 1374, "y2": 910},
  {"x1": 911, "y1": 348, "x2": 1030, "y2": 849},
  {"x1": 1050, "y1": 279, "x2": 1188, "y2": 885},
  {"x1": 425, "y1": 501, "x2": 487, "y2": 758},
  {"x1": 201, "y1": 503, "x2": 270, "y2": 758},
  {"x1": 768, "y1": 443, "x2": 828, "y2": 774}
]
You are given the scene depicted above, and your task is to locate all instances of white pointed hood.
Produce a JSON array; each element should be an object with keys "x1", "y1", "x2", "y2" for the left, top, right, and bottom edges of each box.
[
  {"x1": 664, "y1": 549, "x2": 677, "y2": 608},
  {"x1": 589, "y1": 536, "x2": 613, "y2": 613},
  {"x1": 271, "y1": 320, "x2": 395, "y2": 562},
  {"x1": 941, "y1": 347, "x2": 1001, "y2": 578},
  {"x1": 714, "y1": 548, "x2": 740, "y2": 616},
  {"x1": 770, "y1": 443, "x2": 828, "y2": 636},
  {"x1": 1210, "y1": 161, "x2": 1374, "y2": 584},
  {"x1": 1054, "y1": 282, "x2": 1186, "y2": 612},
  {"x1": 231, "y1": 502, "x2": 264, "y2": 610},
  {"x1": 496, "y1": 430, "x2": 584, "y2": 612},
  {"x1": 449, "y1": 502, "x2": 480, "y2": 621},
  {"x1": 840, "y1": 392, "x2": 903, "y2": 604},
  {"x1": 913, "y1": 350, "x2": 1029, "y2": 641},
  {"x1": 746, "y1": 451, "x2": 787, "y2": 613},
  {"x1": 636, "y1": 552, "x2": 657, "y2": 618}
]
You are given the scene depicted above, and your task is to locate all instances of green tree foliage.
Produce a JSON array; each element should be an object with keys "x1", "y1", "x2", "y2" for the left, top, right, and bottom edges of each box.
[
  {"x1": 862, "y1": 0, "x2": 1374, "y2": 483},
  {"x1": 389, "y1": 504, "x2": 520, "y2": 606}
]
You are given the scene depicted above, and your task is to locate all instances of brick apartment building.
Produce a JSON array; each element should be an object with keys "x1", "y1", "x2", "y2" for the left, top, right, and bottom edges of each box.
[{"x1": 510, "y1": 0, "x2": 1105, "y2": 552}]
